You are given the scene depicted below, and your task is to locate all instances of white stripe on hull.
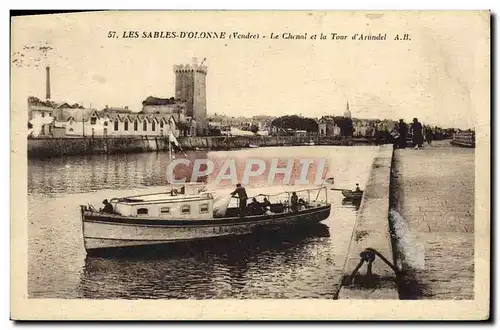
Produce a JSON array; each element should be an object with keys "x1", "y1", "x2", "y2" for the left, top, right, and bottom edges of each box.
[
  {"x1": 83, "y1": 212, "x2": 325, "y2": 251},
  {"x1": 84, "y1": 238, "x2": 175, "y2": 250}
]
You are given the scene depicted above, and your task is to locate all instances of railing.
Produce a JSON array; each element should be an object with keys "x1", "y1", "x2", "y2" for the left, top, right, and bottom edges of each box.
[{"x1": 451, "y1": 132, "x2": 475, "y2": 148}]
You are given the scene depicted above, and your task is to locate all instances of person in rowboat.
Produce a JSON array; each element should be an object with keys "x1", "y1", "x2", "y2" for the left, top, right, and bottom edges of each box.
[{"x1": 231, "y1": 183, "x2": 248, "y2": 217}]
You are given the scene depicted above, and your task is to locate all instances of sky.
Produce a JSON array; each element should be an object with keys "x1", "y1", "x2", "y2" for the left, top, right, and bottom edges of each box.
[{"x1": 11, "y1": 11, "x2": 489, "y2": 129}]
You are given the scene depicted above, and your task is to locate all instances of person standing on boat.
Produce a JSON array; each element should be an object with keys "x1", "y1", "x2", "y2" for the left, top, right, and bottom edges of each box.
[
  {"x1": 100, "y1": 199, "x2": 114, "y2": 214},
  {"x1": 231, "y1": 183, "x2": 248, "y2": 217},
  {"x1": 355, "y1": 183, "x2": 361, "y2": 192},
  {"x1": 290, "y1": 192, "x2": 299, "y2": 212}
]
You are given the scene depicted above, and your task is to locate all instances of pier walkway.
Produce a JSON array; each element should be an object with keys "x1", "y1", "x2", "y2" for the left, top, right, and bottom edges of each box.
[{"x1": 391, "y1": 140, "x2": 474, "y2": 299}]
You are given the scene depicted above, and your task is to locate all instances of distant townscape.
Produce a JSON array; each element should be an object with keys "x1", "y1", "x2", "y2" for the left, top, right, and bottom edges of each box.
[{"x1": 27, "y1": 57, "x2": 470, "y2": 143}]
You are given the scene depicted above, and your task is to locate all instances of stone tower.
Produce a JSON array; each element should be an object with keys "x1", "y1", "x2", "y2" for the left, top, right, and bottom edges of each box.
[{"x1": 173, "y1": 57, "x2": 208, "y2": 135}]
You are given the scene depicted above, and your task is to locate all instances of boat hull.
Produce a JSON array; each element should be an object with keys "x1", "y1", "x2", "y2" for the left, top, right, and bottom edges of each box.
[
  {"x1": 341, "y1": 190, "x2": 363, "y2": 199},
  {"x1": 82, "y1": 205, "x2": 331, "y2": 252}
]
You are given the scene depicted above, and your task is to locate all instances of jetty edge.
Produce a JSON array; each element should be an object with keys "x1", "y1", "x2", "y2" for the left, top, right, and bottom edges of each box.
[{"x1": 336, "y1": 144, "x2": 399, "y2": 299}]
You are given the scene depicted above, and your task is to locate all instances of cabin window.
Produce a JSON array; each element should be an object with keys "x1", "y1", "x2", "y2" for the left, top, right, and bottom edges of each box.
[
  {"x1": 69, "y1": 128, "x2": 74, "y2": 132},
  {"x1": 104, "y1": 121, "x2": 108, "y2": 126},
  {"x1": 124, "y1": 121, "x2": 129, "y2": 131},
  {"x1": 90, "y1": 117, "x2": 97, "y2": 125},
  {"x1": 181, "y1": 205, "x2": 191, "y2": 214},
  {"x1": 134, "y1": 121, "x2": 138, "y2": 131},
  {"x1": 160, "y1": 206, "x2": 170, "y2": 214},
  {"x1": 152, "y1": 121, "x2": 156, "y2": 131},
  {"x1": 49, "y1": 112, "x2": 52, "y2": 117},
  {"x1": 200, "y1": 203, "x2": 209, "y2": 213},
  {"x1": 114, "y1": 120, "x2": 119, "y2": 131},
  {"x1": 137, "y1": 208, "x2": 149, "y2": 215}
]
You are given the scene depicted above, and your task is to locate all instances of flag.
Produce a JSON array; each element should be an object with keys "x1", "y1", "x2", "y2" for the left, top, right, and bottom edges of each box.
[
  {"x1": 169, "y1": 131, "x2": 180, "y2": 147},
  {"x1": 169, "y1": 131, "x2": 187, "y2": 157}
]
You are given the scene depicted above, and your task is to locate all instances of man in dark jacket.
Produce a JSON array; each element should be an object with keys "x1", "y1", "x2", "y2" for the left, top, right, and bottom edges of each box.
[
  {"x1": 101, "y1": 199, "x2": 114, "y2": 214},
  {"x1": 397, "y1": 119, "x2": 408, "y2": 149},
  {"x1": 231, "y1": 183, "x2": 248, "y2": 217}
]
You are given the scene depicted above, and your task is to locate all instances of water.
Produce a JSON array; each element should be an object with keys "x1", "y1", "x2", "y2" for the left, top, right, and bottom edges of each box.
[{"x1": 28, "y1": 146, "x2": 378, "y2": 299}]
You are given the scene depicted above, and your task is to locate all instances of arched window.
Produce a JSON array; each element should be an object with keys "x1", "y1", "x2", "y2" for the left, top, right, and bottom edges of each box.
[
  {"x1": 134, "y1": 120, "x2": 138, "y2": 131},
  {"x1": 114, "y1": 120, "x2": 119, "y2": 131},
  {"x1": 137, "y1": 208, "x2": 148, "y2": 215},
  {"x1": 143, "y1": 120, "x2": 147, "y2": 131},
  {"x1": 152, "y1": 121, "x2": 156, "y2": 131},
  {"x1": 160, "y1": 121, "x2": 164, "y2": 128},
  {"x1": 124, "y1": 121, "x2": 129, "y2": 131}
]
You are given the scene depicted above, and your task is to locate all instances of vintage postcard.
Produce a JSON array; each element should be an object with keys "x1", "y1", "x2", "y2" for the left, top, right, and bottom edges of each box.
[{"x1": 10, "y1": 10, "x2": 490, "y2": 320}]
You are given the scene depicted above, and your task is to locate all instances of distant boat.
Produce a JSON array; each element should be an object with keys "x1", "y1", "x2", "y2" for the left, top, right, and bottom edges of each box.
[
  {"x1": 248, "y1": 144, "x2": 260, "y2": 148},
  {"x1": 304, "y1": 139, "x2": 315, "y2": 146},
  {"x1": 341, "y1": 189, "x2": 363, "y2": 200},
  {"x1": 325, "y1": 177, "x2": 335, "y2": 184}
]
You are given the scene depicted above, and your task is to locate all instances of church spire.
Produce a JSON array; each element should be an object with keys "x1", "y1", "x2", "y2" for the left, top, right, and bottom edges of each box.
[{"x1": 343, "y1": 100, "x2": 352, "y2": 118}]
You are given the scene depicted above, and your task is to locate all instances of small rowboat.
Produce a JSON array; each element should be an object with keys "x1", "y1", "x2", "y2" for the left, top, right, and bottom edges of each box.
[
  {"x1": 341, "y1": 189, "x2": 363, "y2": 199},
  {"x1": 79, "y1": 184, "x2": 331, "y2": 253}
]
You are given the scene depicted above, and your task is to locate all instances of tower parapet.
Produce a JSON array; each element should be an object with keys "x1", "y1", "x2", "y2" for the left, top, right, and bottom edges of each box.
[{"x1": 173, "y1": 63, "x2": 207, "y2": 74}]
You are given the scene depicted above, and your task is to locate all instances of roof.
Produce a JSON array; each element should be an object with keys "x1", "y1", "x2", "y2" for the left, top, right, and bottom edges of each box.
[
  {"x1": 58, "y1": 108, "x2": 95, "y2": 121},
  {"x1": 142, "y1": 96, "x2": 177, "y2": 106},
  {"x1": 28, "y1": 96, "x2": 84, "y2": 109}
]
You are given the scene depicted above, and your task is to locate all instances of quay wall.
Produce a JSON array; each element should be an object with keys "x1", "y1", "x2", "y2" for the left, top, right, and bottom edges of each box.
[
  {"x1": 336, "y1": 144, "x2": 399, "y2": 299},
  {"x1": 27, "y1": 135, "x2": 378, "y2": 158}
]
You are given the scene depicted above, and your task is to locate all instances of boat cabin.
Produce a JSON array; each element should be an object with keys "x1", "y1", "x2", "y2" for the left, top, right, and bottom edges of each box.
[{"x1": 109, "y1": 183, "x2": 215, "y2": 220}]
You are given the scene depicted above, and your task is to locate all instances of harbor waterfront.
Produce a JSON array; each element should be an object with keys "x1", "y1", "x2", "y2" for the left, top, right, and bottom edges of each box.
[
  {"x1": 27, "y1": 141, "x2": 475, "y2": 299},
  {"x1": 27, "y1": 135, "x2": 380, "y2": 159},
  {"x1": 28, "y1": 145, "x2": 379, "y2": 299}
]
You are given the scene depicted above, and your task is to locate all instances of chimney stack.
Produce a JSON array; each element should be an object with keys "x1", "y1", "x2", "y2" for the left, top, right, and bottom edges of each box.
[{"x1": 45, "y1": 66, "x2": 51, "y2": 100}]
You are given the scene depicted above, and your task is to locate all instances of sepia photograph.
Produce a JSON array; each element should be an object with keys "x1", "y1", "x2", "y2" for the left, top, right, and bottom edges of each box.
[{"x1": 10, "y1": 10, "x2": 490, "y2": 320}]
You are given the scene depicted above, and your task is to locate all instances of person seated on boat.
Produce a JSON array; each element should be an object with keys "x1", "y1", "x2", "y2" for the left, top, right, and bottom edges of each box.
[
  {"x1": 355, "y1": 183, "x2": 361, "y2": 192},
  {"x1": 290, "y1": 192, "x2": 299, "y2": 212},
  {"x1": 231, "y1": 183, "x2": 248, "y2": 217},
  {"x1": 248, "y1": 197, "x2": 264, "y2": 215},
  {"x1": 262, "y1": 197, "x2": 271, "y2": 209},
  {"x1": 264, "y1": 206, "x2": 275, "y2": 215},
  {"x1": 298, "y1": 198, "x2": 307, "y2": 210},
  {"x1": 100, "y1": 199, "x2": 114, "y2": 214}
]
